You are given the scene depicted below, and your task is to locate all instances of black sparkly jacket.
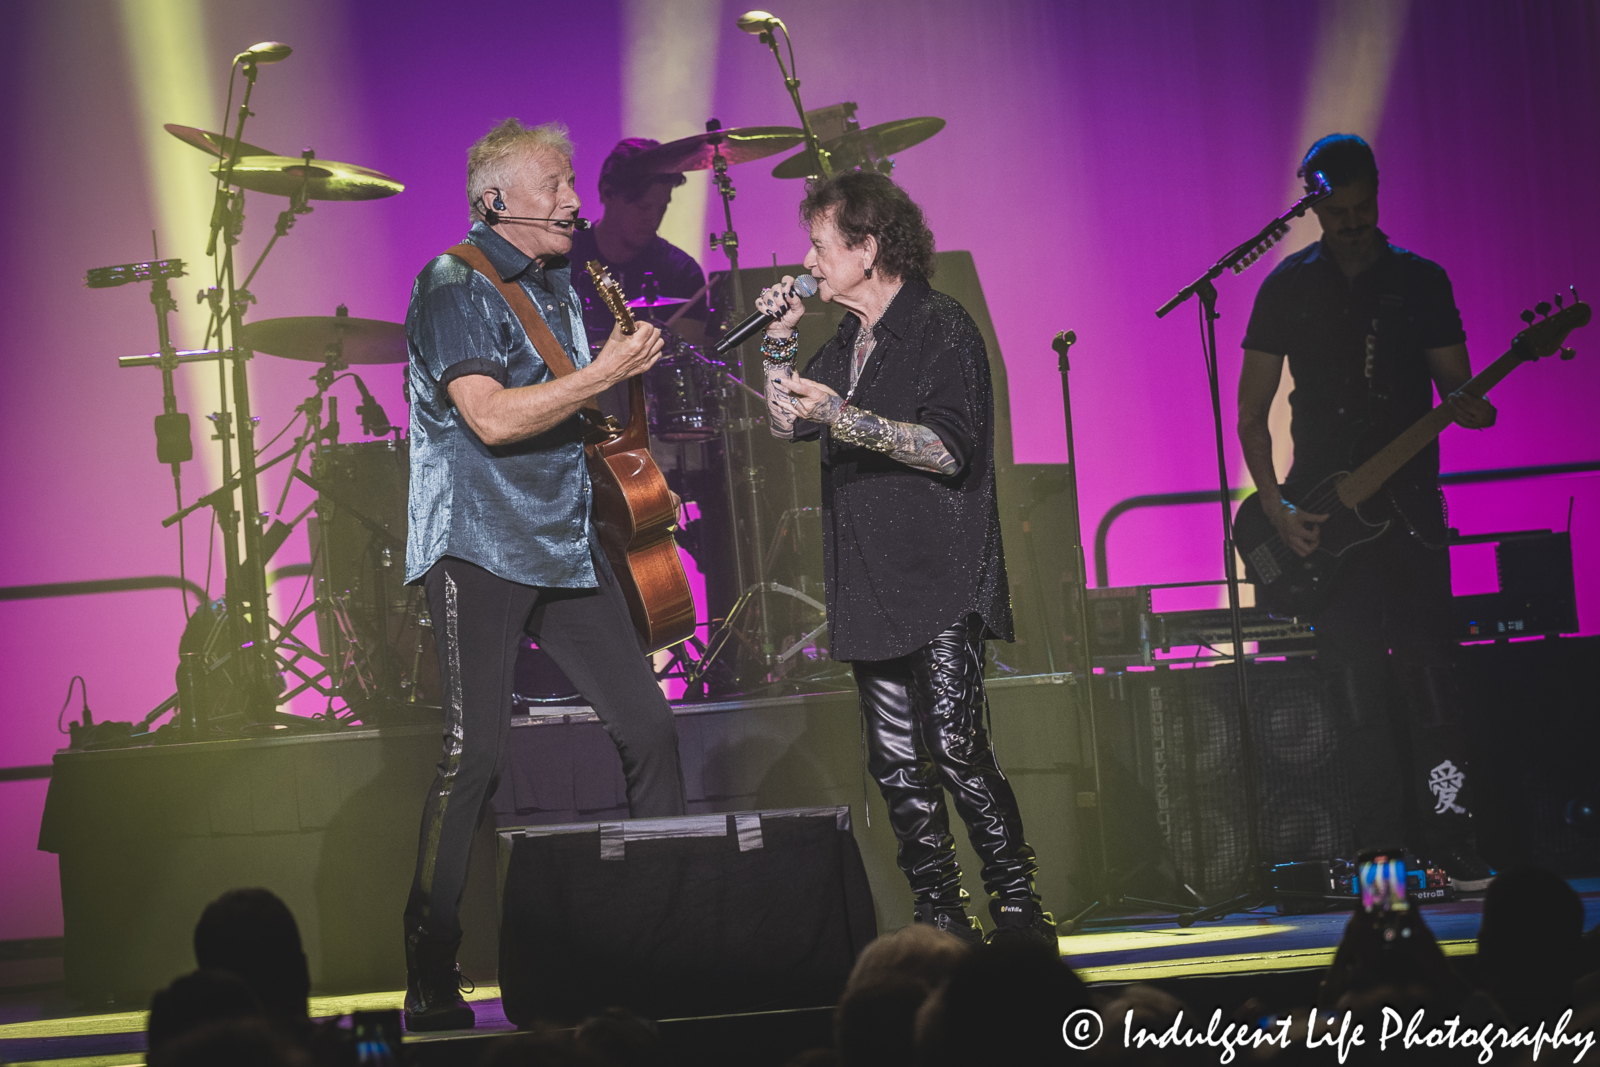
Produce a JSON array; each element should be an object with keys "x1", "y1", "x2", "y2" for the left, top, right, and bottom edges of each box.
[{"x1": 792, "y1": 277, "x2": 1013, "y2": 662}]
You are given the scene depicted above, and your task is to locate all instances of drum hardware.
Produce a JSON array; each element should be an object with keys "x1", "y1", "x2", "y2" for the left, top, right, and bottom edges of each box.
[
  {"x1": 625, "y1": 292, "x2": 692, "y2": 311},
  {"x1": 512, "y1": 641, "x2": 586, "y2": 709},
  {"x1": 164, "y1": 122, "x2": 276, "y2": 161},
  {"x1": 770, "y1": 115, "x2": 946, "y2": 180},
  {"x1": 243, "y1": 307, "x2": 409, "y2": 364},
  {"x1": 629, "y1": 124, "x2": 803, "y2": 175},
  {"x1": 103, "y1": 41, "x2": 409, "y2": 735},
  {"x1": 208, "y1": 152, "x2": 404, "y2": 202}
]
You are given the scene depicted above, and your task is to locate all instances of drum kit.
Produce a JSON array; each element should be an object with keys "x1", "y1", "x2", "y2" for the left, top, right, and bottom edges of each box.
[{"x1": 92, "y1": 31, "x2": 950, "y2": 733}]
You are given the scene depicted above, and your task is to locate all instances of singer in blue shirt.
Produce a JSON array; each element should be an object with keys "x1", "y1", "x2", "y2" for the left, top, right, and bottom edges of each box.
[{"x1": 401, "y1": 118, "x2": 686, "y2": 1032}]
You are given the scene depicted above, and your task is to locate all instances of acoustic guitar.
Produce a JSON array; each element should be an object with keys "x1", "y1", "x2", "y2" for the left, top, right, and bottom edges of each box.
[
  {"x1": 584, "y1": 261, "x2": 697, "y2": 653},
  {"x1": 1236, "y1": 294, "x2": 1590, "y2": 617}
]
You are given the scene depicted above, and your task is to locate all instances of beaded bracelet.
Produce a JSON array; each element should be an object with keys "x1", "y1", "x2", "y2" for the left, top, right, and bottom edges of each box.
[{"x1": 759, "y1": 334, "x2": 799, "y2": 363}]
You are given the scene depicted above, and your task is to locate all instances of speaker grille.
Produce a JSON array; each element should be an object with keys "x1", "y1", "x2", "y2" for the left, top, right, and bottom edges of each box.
[{"x1": 1140, "y1": 661, "x2": 1352, "y2": 899}]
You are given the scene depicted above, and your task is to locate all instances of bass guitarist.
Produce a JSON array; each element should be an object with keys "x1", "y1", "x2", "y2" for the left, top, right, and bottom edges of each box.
[
  {"x1": 1236, "y1": 134, "x2": 1496, "y2": 891},
  {"x1": 401, "y1": 118, "x2": 686, "y2": 1032}
]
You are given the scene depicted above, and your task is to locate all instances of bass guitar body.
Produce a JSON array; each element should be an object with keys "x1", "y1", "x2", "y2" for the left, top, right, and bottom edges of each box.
[
  {"x1": 587, "y1": 375, "x2": 696, "y2": 653},
  {"x1": 1235, "y1": 473, "x2": 1389, "y2": 617},
  {"x1": 1237, "y1": 292, "x2": 1590, "y2": 617}
]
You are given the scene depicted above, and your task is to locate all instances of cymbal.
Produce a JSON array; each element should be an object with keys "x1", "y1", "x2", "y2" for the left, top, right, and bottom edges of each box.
[
  {"x1": 209, "y1": 156, "x2": 404, "y2": 201},
  {"x1": 625, "y1": 293, "x2": 692, "y2": 311},
  {"x1": 164, "y1": 122, "x2": 276, "y2": 159},
  {"x1": 632, "y1": 126, "x2": 804, "y2": 174},
  {"x1": 242, "y1": 315, "x2": 407, "y2": 364},
  {"x1": 771, "y1": 117, "x2": 947, "y2": 179}
]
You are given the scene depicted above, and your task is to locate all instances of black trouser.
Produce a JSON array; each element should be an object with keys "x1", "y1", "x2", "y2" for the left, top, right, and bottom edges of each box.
[
  {"x1": 1315, "y1": 527, "x2": 1474, "y2": 855},
  {"x1": 852, "y1": 615, "x2": 1039, "y2": 907},
  {"x1": 405, "y1": 552, "x2": 687, "y2": 945}
]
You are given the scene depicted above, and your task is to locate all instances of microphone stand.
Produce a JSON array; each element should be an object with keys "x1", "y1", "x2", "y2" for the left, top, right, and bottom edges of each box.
[
  {"x1": 1152, "y1": 184, "x2": 1330, "y2": 924},
  {"x1": 752, "y1": 19, "x2": 831, "y2": 178},
  {"x1": 1054, "y1": 332, "x2": 1191, "y2": 934}
]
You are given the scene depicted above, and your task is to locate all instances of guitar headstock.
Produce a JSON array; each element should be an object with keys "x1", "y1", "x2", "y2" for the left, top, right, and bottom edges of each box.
[
  {"x1": 586, "y1": 261, "x2": 637, "y2": 336},
  {"x1": 1513, "y1": 290, "x2": 1589, "y2": 362}
]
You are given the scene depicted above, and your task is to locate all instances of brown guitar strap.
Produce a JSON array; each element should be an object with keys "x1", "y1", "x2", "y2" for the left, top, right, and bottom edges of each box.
[{"x1": 443, "y1": 242, "x2": 605, "y2": 421}]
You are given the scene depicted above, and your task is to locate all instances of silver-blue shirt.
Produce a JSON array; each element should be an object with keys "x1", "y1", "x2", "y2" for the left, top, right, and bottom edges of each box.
[{"x1": 405, "y1": 222, "x2": 597, "y2": 588}]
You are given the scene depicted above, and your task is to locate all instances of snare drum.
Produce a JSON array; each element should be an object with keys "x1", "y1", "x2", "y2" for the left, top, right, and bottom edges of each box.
[{"x1": 646, "y1": 336, "x2": 725, "y2": 442}]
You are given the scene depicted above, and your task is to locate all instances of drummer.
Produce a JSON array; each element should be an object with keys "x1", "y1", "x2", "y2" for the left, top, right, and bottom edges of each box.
[{"x1": 569, "y1": 138, "x2": 709, "y2": 347}]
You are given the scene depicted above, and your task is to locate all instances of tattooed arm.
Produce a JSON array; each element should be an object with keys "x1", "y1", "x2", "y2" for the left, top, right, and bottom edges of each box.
[
  {"x1": 765, "y1": 361, "x2": 799, "y2": 439},
  {"x1": 781, "y1": 378, "x2": 959, "y2": 476}
]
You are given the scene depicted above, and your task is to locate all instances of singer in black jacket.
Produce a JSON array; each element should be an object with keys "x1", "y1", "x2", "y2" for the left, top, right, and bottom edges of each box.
[{"x1": 757, "y1": 172, "x2": 1053, "y2": 947}]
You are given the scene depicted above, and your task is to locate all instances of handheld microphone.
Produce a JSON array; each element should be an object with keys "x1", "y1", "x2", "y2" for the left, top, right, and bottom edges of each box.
[{"x1": 714, "y1": 275, "x2": 818, "y2": 355}]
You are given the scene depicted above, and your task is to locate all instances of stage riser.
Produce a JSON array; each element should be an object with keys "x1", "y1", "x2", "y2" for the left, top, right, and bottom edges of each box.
[{"x1": 41, "y1": 678, "x2": 1084, "y2": 1001}]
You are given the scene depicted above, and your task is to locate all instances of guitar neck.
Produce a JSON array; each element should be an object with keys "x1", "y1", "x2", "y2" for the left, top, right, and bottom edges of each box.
[{"x1": 1335, "y1": 343, "x2": 1522, "y2": 507}]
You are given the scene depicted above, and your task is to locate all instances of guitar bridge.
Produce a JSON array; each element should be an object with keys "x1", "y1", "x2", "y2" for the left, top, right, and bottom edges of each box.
[{"x1": 1249, "y1": 543, "x2": 1282, "y2": 583}]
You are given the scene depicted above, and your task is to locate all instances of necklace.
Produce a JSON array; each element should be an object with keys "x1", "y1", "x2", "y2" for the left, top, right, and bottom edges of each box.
[{"x1": 848, "y1": 282, "x2": 902, "y2": 391}]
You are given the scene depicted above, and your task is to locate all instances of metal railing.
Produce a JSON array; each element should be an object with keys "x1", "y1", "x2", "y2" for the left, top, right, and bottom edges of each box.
[{"x1": 1093, "y1": 460, "x2": 1600, "y2": 587}]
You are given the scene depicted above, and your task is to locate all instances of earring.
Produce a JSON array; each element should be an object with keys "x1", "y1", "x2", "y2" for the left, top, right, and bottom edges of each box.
[{"x1": 863, "y1": 264, "x2": 874, "y2": 278}]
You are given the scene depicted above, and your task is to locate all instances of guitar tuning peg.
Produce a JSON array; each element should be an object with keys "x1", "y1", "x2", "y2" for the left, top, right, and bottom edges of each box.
[
  {"x1": 1561, "y1": 347, "x2": 1576, "y2": 361},
  {"x1": 1521, "y1": 309, "x2": 1536, "y2": 324},
  {"x1": 1535, "y1": 300, "x2": 1553, "y2": 318},
  {"x1": 1554, "y1": 293, "x2": 1565, "y2": 309}
]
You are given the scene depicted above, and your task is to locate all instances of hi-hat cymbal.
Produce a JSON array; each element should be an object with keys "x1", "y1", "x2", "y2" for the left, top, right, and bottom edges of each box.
[
  {"x1": 242, "y1": 315, "x2": 407, "y2": 364},
  {"x1": 164, "y1": 123, "x2": 277, "y2": 159},
  {"x1": 210, "y1": 156, "x2": 404, "y2": 201},
  {"x1": 632, "y1": 126, "x2": 804, "y2": 174},
  {"x1": 771, "y1": 117, "x2": 947, "y2": 179}
]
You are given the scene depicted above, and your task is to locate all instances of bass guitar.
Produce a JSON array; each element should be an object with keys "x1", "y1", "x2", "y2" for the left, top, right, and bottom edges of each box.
[
  {"x1": 1237, "y1": 294, "x2": 1589, "y2": 617},
  {"x1": 583, "y1": 261, "x2": 697, "y2": 652}
]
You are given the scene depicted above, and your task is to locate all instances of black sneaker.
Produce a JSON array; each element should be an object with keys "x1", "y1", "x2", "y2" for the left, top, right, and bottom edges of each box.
[
  {"x1": 1435, "y1": 845, "x2": 1495, "y2": 893},
  {"x1": 987, "y1": 898, "x2": 1059, "y2": 949},
  {"x1": 912, "y1": 901, "x2": 985, "y2": 946}
]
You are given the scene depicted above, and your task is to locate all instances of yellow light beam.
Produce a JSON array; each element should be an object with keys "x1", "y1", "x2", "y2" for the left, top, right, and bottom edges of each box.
[
  {"x1": 116, "y1": 0, "x2": 226, "y2": 489},
  {"x1": 1259, "y1": 0, "x2": 1412, "y2": 488},
  {"x1": 621, "y1": 0, "x2": 723, "y2": 268}
]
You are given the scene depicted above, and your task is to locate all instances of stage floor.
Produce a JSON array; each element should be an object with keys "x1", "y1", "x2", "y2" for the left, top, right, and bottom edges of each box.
[{"x1": 4, "y1": 878, "x2": 1597, "y2": 1067}]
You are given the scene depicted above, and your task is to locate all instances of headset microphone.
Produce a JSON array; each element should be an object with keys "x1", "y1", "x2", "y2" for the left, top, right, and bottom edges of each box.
[{"x1": 479, "y1": 199, "x2": 588, "y2": 230}]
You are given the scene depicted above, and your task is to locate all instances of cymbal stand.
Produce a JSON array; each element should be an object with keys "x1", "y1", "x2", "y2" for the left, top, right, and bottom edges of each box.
[
  {"x1": 705, "y1": 119, "x2": 778, "y2": 679},
  {"x1": 241, "y1": 150, "x2": 316, "y2": 293}
]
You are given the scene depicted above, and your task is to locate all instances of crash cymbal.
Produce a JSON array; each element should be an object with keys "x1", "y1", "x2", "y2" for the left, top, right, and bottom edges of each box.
[
  {"x1": 209, "y1": 156, "x2": 404, "y2": 201},
  {"x1": 242, "y1": 315, "x2": 407, "y2": 365},
  {"x1": 625, "y1": 293, "x2": 692, "y2": 311},
  {"x1": 631, "y1": 126, "x2": 804, "y2": 174},
  {"x1": 164, "y1": 123, "x2": 277, "y2": 159},
  {"x1": 771, "y1": 116, "x2": 947, "y2": 179}
]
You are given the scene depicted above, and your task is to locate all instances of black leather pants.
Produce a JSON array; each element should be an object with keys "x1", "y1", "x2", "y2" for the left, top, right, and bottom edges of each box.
[{"x1": 852, "y1": 615, "x2": 1040, "y2": 907}]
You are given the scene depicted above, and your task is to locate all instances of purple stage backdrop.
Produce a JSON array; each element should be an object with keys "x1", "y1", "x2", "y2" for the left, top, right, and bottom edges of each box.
[{"x1": 0, "y1": 0, "x2": 1595, "y2": 942}]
